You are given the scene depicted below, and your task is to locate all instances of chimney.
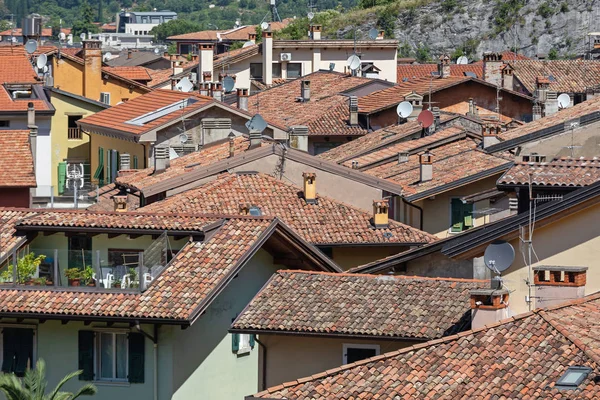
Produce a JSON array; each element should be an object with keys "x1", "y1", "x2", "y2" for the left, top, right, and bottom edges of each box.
[
  {"x1": 482, "y1": 52, "x2": 503, "y2": 87},
  {"x1": 431, "y1": 106, "x2": 440, "y2": 131},
  {"x1": 405, "y1": 92, "x2": 423, "y2": 121},
  {"x1": 472, "y1": 100, "x2": 479, "y2": 116},
  {"x1": 482, "y1": 124, "x2": 501, "y2": 149},
  {"x1": 438, "y1": 54, "x2": 450, "y2": 78},
  {"x1": 235, "y1": 88, "x2": 249, "y2": 111},
  {"x1": 533, "y1": 103, "x2": 542, "y2": 121},
  {"x1": 377, "y1": 30, "x2": 385, "y2": 40},
  {"x1": 533, "y1": 266, "x2": 587, "y2": 309},
  {"x1": 153, "y1": 146, "x2": 170, "y2": 174},
  {"x1": 301, "y1": 80, "x2": 311, "y2": 101},
  {"x1": 372, "y1": 199, "x2": 389, "y2": 229},
  {"x1": 470, "y1": 288, "x2": 510, "y2": 330},
  {"x1": 289, "y1": 126, "x2": 309, "y2": 152},
  {"x1": 163, "y1": 51, "x2": 169, "y2": 57},
  {"x1": 200, "y1": 44, "x2": 214, "y2": 83},
  {"x1": 248, "y1": 131, "x2": 262, "y2": 149},
  {"x1": 172, "y1": 55, "x2": 183, "y2": 75},
  {"x1": 349, "y1": 96, "x2": 358, "y2": 126},
  {"x1": 262, "y1": 28, "x2": 273, "y2": 85},
  {"x1": 502, "y1": 64, "x2": 514, "y2": 90},
  {"x1": 191, "y1": 54, "x2": 199, "y2": 62},
  {"x1": 199, "y1": 82, "x2": 210, "y2": 96},
  {"x1": 119, "y1": 153, "x2": 131, "y2": 171},
  {"x1": 536, "y1": 76, "x2": 550, "y2": 103},
  {"x1": 248, "y1": 33, "x2": 257, "y2": 44},
  {"x1": 419, "y1": 150, "x2": 433, "y2": 182},
  {"x1": 127, "y1": 49, "x2": 132, "y2": 59},
  {"x1": 302, "y1": 172, "x2": 317, "y2": 204},
  {"x1": 82, "y1": 40, "x2": 103, "y2": 102},
  {"x1": 27, "y1": 102, "x2": 37, "y2": 172},
  {"x1": 545, "y1": 91, "x2": 558, "y2": 117},
  {"x1": 310, "y1": 24, "x2": 322, "y2": 40},
  {"x1": 212, "y1": 82, "x2": 223, "y2": 101},
  {"x1": 228, "y1": 132, "x2": 236, "y2": 157},
  {"x1": 113, "y1": 194, "x2": 128, "y2": 212},
  {"x1": 468, "y1": 98, "x2": 474, "y2": 115}
]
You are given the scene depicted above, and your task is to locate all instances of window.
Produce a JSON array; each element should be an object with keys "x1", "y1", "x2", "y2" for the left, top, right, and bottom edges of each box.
[
  {"x1": 231, "y1": 333, "x2": 255, "y2": 355},
  {"x1": 272, "y1": 63, "x2": 282, "y2": 79},
  {"x1": 1, "y1": 328, "x2": 34, "y2": 377},
  {"x1": 250, "y1": 63, "x2": 263, "y2": 80},
  {"x1": 287, "y1": 63, "x2": 302, "y2": 79},
  {"x1": 0, "y1": 121, "x2": 9, "y2": 127},
  {"x1": 100, "y1": 92, "x2": 111, "y2": 105},
  {"x1": 450, "y1": 198, "x2": 473, "y2": 233},
  {"x1": 342, "y1": 344, "x2": 379, "y2": 364},
  {"x1": 78, "y1": 331, "x2": 144, "y2": 383},
  {"x1": 556, "y1": 366, "x2": 592, "y2": 390},
  {"x1": 67, "y1": 115, "x2": 82, "y2": 140},
  {"x1": 179, "y1": 44, "x2": 191, "y2": 54}
]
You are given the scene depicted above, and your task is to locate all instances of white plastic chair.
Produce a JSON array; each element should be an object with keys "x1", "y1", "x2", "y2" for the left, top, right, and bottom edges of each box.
[{"x1": 122, "y1": 274, "x2": 131, "y2": 289}]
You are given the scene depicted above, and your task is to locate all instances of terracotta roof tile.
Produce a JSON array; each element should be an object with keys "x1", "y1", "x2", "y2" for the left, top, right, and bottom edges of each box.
[
  {"x1": 233, "y1": 270, "x2": 484, "y2": 339},
  {"x1": 0, "y1": 209, "x2": 38, "y2": 260},
  {"x1": 397, "y1": 64, "x2": 483, "y2": 82},
  {"x1": 168, "y1": 19, "x2": 291, "y2": 41},
  {"x1": 139, "y1": 172, "x2": 436, "y2": 245},
  {"x1": 498, "y1": 157, "x2": 600, "y2": 187},
  {"x1": 0, "y1": 131, "x2": 36, "y2": 187},
  {"x1": 0, "y1": 54, "x2": 51, "y2": 112},
  {"x1": 509, "y1": 60, "x2": 600, "y2": 94},
  {"x1": 254, "y1": 310, "x2": 600, "y2": 399},
  {"x1": 103, "y1": 66, "x2": 152, "y2": 82}
]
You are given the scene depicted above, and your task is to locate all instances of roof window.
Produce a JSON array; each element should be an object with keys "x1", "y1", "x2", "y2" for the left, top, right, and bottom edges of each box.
[
  {"x1": 249, "y1": 206, "x2": 262, "y2": 216},
  {"x1": 125, "y1": 98, "x2": 198, "y2": 126},
  {"x1": 556, "y1": 366, "x2": 592, "y2": 390}
]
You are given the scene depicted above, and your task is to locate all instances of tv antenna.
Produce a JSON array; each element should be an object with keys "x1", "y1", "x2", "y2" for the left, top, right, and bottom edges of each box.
[
  {"x1": 261, "y1": 0, "x2": 281, "y2": 23},
  {"x1": 66, "y1": 163, "x2": 85, "y2": 209}
]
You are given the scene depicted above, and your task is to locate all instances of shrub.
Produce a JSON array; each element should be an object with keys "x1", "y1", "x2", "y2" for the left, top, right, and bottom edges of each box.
[{"x1": 537, "y1": 2, "x2": 554, "y2": 18}]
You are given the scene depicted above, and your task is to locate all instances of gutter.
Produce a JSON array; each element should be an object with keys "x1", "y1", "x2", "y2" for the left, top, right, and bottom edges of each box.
[
  {"x1": 401, "y1": 196, "x2": 424, "y2": 231},
  {"x1": 135, "y1": 323, "x2": 159, "y2": 400},
  {"x1": 255, "y1": 337, "x2": 268, "y2": 391}
]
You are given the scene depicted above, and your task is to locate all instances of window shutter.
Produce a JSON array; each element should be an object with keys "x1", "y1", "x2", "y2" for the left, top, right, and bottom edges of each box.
[
  {"x1": 128, "y1": 333, "x2": 145, "y2": 383},
  {"x1": 78, "y1": 331, "x2": 95, "y2": 381},
  {"x1": 133, "y1": 155, "x2": 138, "y2": 169},
  {"x1": 2, "y1": 328, "x2": 17, "y2": 373},
  {"x1": 451, "y1": 199, "x2": 464, "y2": 232},
  {"x1": 93, "y1": 147, "x2": 104, "y2": 184},
  {"x1": 463, "y1": 202, "x2": 474, "y2": 227},
  {"x1": 249, "y1": 334, "x2": 256, "y2": 348},
  {"x1": 14, "y1": 329, "x2": 33, "y2": 376},
  {"x1": 231, "y1": 333, "x2": 239, "y2": 352}
]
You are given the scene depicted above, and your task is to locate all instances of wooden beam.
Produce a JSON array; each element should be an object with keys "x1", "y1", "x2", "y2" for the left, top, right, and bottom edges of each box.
[
  {"x1": 108, "y1": 233, "x2": 122, "y2": 239},
  {"x1": 129, "y1": 234, "x2": 142, "y2": 240},
  {"x1": 61, "y1": 320, "x2": 69, "y2": 325},
  {"x1": 43, "y1": 231, "x2": 56, "y2": 236},
  {"x1": 38, "y1": 319, "x2": 46, "y2": 324},
  {"x1": 84, "y1": 321, "x2": 92, "y2": 326}
]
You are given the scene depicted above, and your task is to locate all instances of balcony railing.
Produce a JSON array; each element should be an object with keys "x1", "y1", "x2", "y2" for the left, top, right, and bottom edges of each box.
[{"x1": 67, "y1": 127, "x2": 82, "y2": 140}]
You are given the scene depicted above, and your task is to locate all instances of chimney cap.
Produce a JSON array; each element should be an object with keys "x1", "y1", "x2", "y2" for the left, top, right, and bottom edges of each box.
[
  {"x1": 420, "y1": 150, "x2": 433, "y2": 164},
  {"x1": 303, "y1": 172, "x2": 316, "y2": 179}
]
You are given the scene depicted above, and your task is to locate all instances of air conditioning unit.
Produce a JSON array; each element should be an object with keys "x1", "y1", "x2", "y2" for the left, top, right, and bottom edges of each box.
[{"x1": 280, "y1": 53, "x2": 292, "y2": 62}]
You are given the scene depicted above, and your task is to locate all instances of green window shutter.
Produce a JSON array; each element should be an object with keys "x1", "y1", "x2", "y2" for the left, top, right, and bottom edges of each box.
[
  {"x1": 133, "y1": 155, "x2": 138, "y2": 169},
  {"x1": 57, "y1": 162, "x2": 67, "y2": 195},
  {"x1": 231, "y1": 333, "x2": 239, "y2": 352},
  {"x1": 450, "y1": 198, "x2": 464, "y2": 232},
  {"x1": 106, "y1": 150, "x2": 112, "y2": 184},
  {"x1": 2, "y1": 328, "x2": 17, "y2": 373},
  {"x1": 463, "y1": 202, "x2": 474, "y2": 228},
  {"x1": 14, "y1": 329, "x2": 33, "y2": 376},
  {"x1": 249, "y1": 334, "x2": 255, "y2": 348},
  {"x1": 78, "y1": 331, "x2": 95, "y2": 381},
  {"x1": 128, "y1": 333, "x2": 145, "y2": 383},
  {"x1": 93, "y1": 147, "x2": 104, "y2": 185}
]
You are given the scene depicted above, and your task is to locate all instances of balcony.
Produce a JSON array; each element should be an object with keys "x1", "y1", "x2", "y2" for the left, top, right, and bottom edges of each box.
[{"x1": 67, "y1": 127, "x2": 82, "y2": 140}]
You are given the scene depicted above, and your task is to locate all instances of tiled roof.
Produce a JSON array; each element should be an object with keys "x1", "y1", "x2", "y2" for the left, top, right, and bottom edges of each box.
[
  {"x1": 0, "y1": 131, "x2": 36, "y2": 187},
  {"x1": 0, "y1": 55, "x2": 39, "y2": 83},
  {"x1": 139, "y1": 172, "x2": 436, "y2": 245},
  {"x1": 509, "y1": 60, "x2": 600, "y2": 94},
  {"x1": 397, "y1": 63, "x2": 483, "y2": 82},
  {"x1": 86, "y1": 183, "x2": 140, "y2": 212},
  {"x1": 0, "y1": 209, "x2": 38, "y2": 261},
  {"x1": 77, "y1": 90, "x2": 214, "y2": 136},
  {"x1": 498, "y1": 157, "x2": 600, "y2": 187},
  {"x1": 145, "y1": 68, "x2": 174, "y2": 87},
  {"x1": 233, "y1": 270, "x2": 483, "y2": 339},
  {"x1": 168, "y1": 19, "x2": 291, "y2": 41},
  {"x1": 306, "y1": 96, "x2": 368, "y2": 136},
  {"x1": 168, "y1": 30, "x2": 221, "y2": 41},
  {"x1": 252, "y1": 298, "x2": 600, "y2": 399},
  {"x1": 0, "y1": 28, "x2": 70, "y2": 37},
  {"x1": 103, "y1": 66, "x2": 152, "y2": 82},
  {"x1": 0, "y1": 45, "x2": 58, "y2": 57}
]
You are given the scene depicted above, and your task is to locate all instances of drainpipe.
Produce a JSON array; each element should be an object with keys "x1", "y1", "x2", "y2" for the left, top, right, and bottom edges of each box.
[
  {"x1": 401, "y1": 196, "x2": 423, "y2": 231},
  {"x1": 255, "y1": 337, "x2": 267, "y2": 391},
  {"x1": 135, "y1": 323, "x2": 158, "y2": 400}
]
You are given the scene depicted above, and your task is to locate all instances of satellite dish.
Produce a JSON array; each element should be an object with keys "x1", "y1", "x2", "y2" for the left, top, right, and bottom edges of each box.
[
  {"x1": 484, "y1": 240, "x2": 515, "y2": 274},
  {"x1": 59, "y1": 32, "x2": 66, "y2": 41},
  {"x1": 245, "y1": 114, "x2": 267, "y2": 133},
  {"x1": 456, "y1": 55, "x2": 469, "y2": 65},
  {"x1": 347, "y1": 54, "x2": 361, "y2": 71},
  {"x1": 80, "y1": 33, "x2": 86, "y2": 41},
  {"x1": 417, "y1": 110, "x2": 434, "y2": 128},
  {"x1": 154, "y1": 48, "x2": 160, "y2": 55},
  {"x1": 307, "y1": 12, "x2": 314, "y2": 20},
  {"x1": 179, "y1": 133, "x2": 189, "y2": 144},
  {"x1": 11, "y1": 37, "x2": 17, "y2": 43},
  {"x1": 103, "y1": 52, "x2": 113, "y2": 62},
  {"x1": 368, "y1": 28, "x2": 378, "y2": 40},
  {"x1": 36, "y1": 53, "x2": 47, "y2": 69},
  {"x1": 176, "y1": 77, "x2": 193, "y2": 93},
  {"x1": 25, "y1": 40, "x2": 38, "y2": 54},
  {"x1": 223, "y1": 76, "x2": 235, "y2": 93},
  {"x1": 260, "y1": 22, "x2": 269, "y2": 30},
  {"x1": 396, "y1": 101, "x2": 413, "y2": 118},
  {"x1": 557, "y1": 93, "x2": 571, "y2": 108},
  {"x1": 242, "y1": 41, "x2": 254, "y2": 48}
]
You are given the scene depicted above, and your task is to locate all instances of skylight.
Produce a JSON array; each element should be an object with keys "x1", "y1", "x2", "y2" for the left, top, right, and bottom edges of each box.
[
  {"x1": 556, "y1": 366, "x2": 592, "y2": 390},
  {"x1": 249, "y1": 206, "x2": 262, "y2": 216},
  {"x1": 125, "y1": 98, "x2": 198, "y2": 126}
]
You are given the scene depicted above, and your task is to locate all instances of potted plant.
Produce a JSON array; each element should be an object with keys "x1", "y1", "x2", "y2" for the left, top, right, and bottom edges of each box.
[
  {"x1": 81, "y1": 266, "x2": 95, "y2": 287},
  {"x1": 0, "y1": 270, "x2": 12, "y2": 283},
  {"x1": 32, "y1": 277, "x2": 47, "y2": 286},
  {"x1": 113, "y1": 279, "x2": 122, "y2": 289},
  {"x1": 65, "y1": 268, "x2": 82, "y2": 286},
  {"x1": 8, "y1": 252, "x2": 46, "y2": 284}
]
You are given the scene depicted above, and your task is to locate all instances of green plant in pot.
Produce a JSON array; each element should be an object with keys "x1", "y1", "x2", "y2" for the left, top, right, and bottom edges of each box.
[
  {"x1": 32, "y1": 277, "x2": 47, "y2": 286},
  {"x1": 7, "y1": 252, "x2": 46, "y2": 284},
  {"x1": 65, "y1": 268, "x2": 82, "y2": 286},
  {"x1": 0, "y1": 270, "x2": 12, "y2": 283},
  {"x1": 81, "y1": 266, "x2": 95, "y2": 287},
  {"x1": 113, "y1": 279, "x2": 122, "y2": 289}
]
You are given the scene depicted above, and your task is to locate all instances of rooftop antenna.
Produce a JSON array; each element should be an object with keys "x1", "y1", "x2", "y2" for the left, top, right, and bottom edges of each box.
[
  {"x1": 483, "y1": 240, "x2": 515, "y2": 291},
  {"x1": 564, "y1": 119, "x2": 581, "y2": 157},
  {"x1": 262, "y1": 0, "x2": 281, "y2": 23},
  {"x1": 66, "y1": 163, "x2": 85, "y2": 209}
]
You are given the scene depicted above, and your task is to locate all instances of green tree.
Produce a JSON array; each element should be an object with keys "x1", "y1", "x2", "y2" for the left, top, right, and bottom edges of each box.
[
  {"x1": 71, "y1": 0, "x2": 100, "y2": 38},
  {"x1": 98, "y1": 0, "x2": 103, "y2": 23},
  {"x1": 0, "y1": 359, "x2": 97, "y2": 400},
  {"x1": 548, "y1": 48, "x2": 558, "y2": 60},
  {"x1": 150, "y1": 18, "x2": 201, "y2": 42}
]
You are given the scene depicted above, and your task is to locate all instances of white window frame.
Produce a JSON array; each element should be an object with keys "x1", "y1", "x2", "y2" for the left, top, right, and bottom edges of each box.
[
  {"x1": 94, "y1": 331, "x2": 129, "y2": 383},
  {"x1": 238, "y1": 334, "x2": 252, "y2": 355},
  {"x1": 100, "y1": 92, "x2": 111, "y2": 105},
  {"x1": 342, "y1": 343, "x2": 380, "y2": 364},
  {"x1": 0, "y1": 324, "x2": 38, "y2": 373},
  {"x1": 447, "y1": 196, "x2": 476, "y2": 235}
]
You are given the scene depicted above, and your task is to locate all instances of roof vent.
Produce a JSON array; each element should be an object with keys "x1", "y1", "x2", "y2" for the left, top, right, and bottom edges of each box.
[
  {"x1": 349, "y1": 96, "x2": 358, "y2": 126},
  {"x1": 398, "y1": 152, "x2": 409, "y2": 163},
  {"x1": 301, "y1": 80, "x2": 310, "y2": 101}
]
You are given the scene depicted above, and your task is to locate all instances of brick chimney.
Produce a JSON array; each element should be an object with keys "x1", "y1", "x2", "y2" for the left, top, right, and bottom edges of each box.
[
  {"x1": 470, "y1": 288, "x2": 510, "y2": 330},
  {"x1": 200, "y1": 44, "x2": 214, "y2": 83},
  {"x1": 377, "y1": 30, "x2": 385, "y2": 40},
  {"x1": 419, "y1": 150, "x2": 433, "y2": 182},
  {"x1": 82, "y1": 40, "x2": 103, "y2": 102},
  {"x1": 310, "y1": 24, "x2": 322, "y2": 40},
  {"x1": 536, "y1": 76, "x2": 550, "y2": 103},
  {"x1": 248, "y1": 33, "x2": 257, "y2": 44},
  {"x1": 438, "y1": 54, "x2": 450, "y2": 78},
  {"x1": 127, "y1": 49, "x2": 133, "y2": 59},
  {"x1": 372, "y1": 199, "x2": 389, "y2": 229},
  {"x1": 533, "y1": 266, "x2": 587, "y2": 308},
  {"x1": 199, "y1": 82, "x2": 210, "y2": 97},
  {"x1": 502, "y1": 64, "x2": 514, "y2": 90},
  {"x1": 482, "y1": 52, "x2": 503, "y2": 87},
  {"x1": 228, "y1": 132, "x2": 236, "y2": 157},
  {"x1": 262, "y1": 28, "x2": 273, "y2": 85},
  {"x1": 482, "y1": 123, "x2": 501, "y2": 149},
  {"x1": 302, "y1": 172, "x2": 317, "y2": 204},
  {"x1": 113, "y1": 194, "x2": 128, "y2": 212},
  {"x1": 212, "y1": 82, "x2": 223, "y2": 101},
  {"x1": 191, "y1": 54, "x2": 199, "y2": 62},
  {"x1": 237, "y1": 88, "x2": 249, "y2": 111},
  {"x1": 153, "y1": 146, "x2": 170, "y2": 174},
  {"x1": 349, "y1": 96, "x2": 358, "y2": 126},
  {"x1": 301, "y1": 80, "x2": 311, "y2": 101}
]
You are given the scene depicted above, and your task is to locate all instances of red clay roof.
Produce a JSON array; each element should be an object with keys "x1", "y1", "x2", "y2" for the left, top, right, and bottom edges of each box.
[
  {"x1": 233, "y1": 270, "x2": 483, "y2": 338},
  {"x1": 0, "y1": 28, "x2": 70, "y2": 37},
  {"x1": 168, "y1": 19, "x2": 291, "y2": 41},
  {"x1": 0, "y1": 131, "x2": 36, "y2": 188},
  {"x1": 509, "y1": 60, "x2": 600, "y2": 94},
  {"x1": 397, "y1": 63, "x2": 483, "y2": 82},
  {"x1": 103, "y1": 66, "x2": 152, "y2": 82},
  {"x1": 0, "y1": 55, "x2": 39, "y2": 84},
  {"x1": 139, "y1": 172, "x2": 436, "y2": 245},
  {"x1": 0, "y1": 209, "x2": 38, "y2": 260},
  {"x1": 252, "y1": 295, "x2": 600, "y2": 399},
  {"x1": 498, "y1": 157, "x2": 600, "y2": 187}
]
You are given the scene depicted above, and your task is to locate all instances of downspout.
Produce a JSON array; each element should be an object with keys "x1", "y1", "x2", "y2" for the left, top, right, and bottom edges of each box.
[
  {"x1": 254, "y1": 337, "x2": 267, "y2": 391},
  {"x1": 401, "y1": 196, "x2": 423, "y2": 231},
  {"x1": 135, "y1": 323, "x2": 158, "y2": 400}
]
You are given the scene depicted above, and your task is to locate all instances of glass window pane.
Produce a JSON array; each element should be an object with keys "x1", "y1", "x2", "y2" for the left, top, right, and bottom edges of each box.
[
  {"x1": 100, "y1": 333, "x2": 114, "y2": 379},
  {"x1": 272, "y1": 64, "x2": 281, "y2": 78},
  {"x1": 287, "y1": 64, "x2": 301, "y2": 79},
  {"x1": 116, "y1": 334, "x2": 127, "y2": 380}
]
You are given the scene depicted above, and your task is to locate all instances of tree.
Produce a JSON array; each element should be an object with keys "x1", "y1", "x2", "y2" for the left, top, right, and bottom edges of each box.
[
  {"x1": 98, "y1": 0, "x2": 103, "y2": 23},
  {"x1": 71, "y1": 0, "x2": 99, "y2": 38},
  {"x1": 0, "y1": 359, "x2": 97, "y2": 400}
]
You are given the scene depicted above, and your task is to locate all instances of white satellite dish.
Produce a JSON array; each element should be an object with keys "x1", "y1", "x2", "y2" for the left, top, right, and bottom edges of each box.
[
  {"x1": 11, "y1": 37, "x2": 17, "y2": 43},
  {"x1": 179, "y1": 133, "x2": 189, "y2": 144},
  {"x1": 36, "y1": 53, "x2": 47, "y2": 69},
  {"x1": 223, "y1": 76, "x2": 235, "y2": 93},
  {"x1": 347, "y1": 54, "x2": 361, "y2": 71},
  {"x1": 103, "y1": 52, "x2": 112, "y2": 61},
  {"x1": 242, "y1": 41, "x2": 254, "y2": 48},
  {"x1": 42, "y1": 65, "x2": 48, "y2": 73},
  {"x1": 557, "y1": 93, "x2": 571, "y2": 108},
  {"x1": 154, "y1": 48, "x2": 160, "y2": 55},
  {"x1": 176, "y1": 77, "x2": 193, "y2": 93},
  {"x1": 67, "y1": 38, "x2": 73, "y2": 45},
  {"x1": 368, "y1": 28, "x2": 378, "y2": 40},
  {"x1": 80, "y1": 33, "x2": 86, "y2": 41},
  {"x1": 456, "y1": 55, "x2": 469, "y2": 65},
  {"x1": 59, "y1": 32, "x2": 66, "y2": 41},
  {"x1": 307, "y1": 12, "x2": 314, "y2": 20},
  {"x1": 25, "y1": 40, "x2": 38, "y2": 54},
  {"x1": 260, "y1": 22, "x2": 269, "y2": 30},
  {"x1": 396, "y1": 101, "x2": 413, "y2": 118},
  {"x1": 245, "y1": 114, "x2": 267, "y2": 133}
]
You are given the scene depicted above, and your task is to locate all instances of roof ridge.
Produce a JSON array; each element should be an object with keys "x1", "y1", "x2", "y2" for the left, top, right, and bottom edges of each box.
[{"x1": 276, "y1": 269, "x2": 488, "y2": 283}]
